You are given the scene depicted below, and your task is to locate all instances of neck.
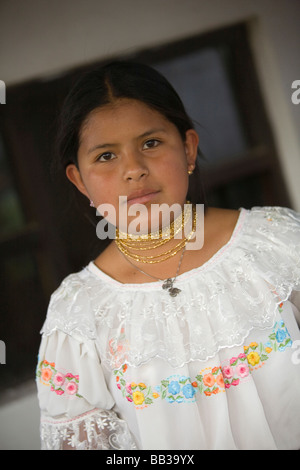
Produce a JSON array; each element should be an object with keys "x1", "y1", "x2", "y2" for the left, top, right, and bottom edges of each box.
[{"x1": 116, "y1": 201, "x2": 192, "y2": 239}]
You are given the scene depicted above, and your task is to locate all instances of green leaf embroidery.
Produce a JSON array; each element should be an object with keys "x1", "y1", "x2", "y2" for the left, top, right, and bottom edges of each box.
[
  {"x1": 260, "y1": 354, "x2": 269, "y2": 362},
  {"x1": 145, "y1": 398, "x2": 153, "y2": 405}
]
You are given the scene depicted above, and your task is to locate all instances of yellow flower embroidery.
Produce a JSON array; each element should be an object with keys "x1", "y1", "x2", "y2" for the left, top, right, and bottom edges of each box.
[
  {"x1": 132, "y1": 391, "x2": 145, "y2": 405},
  {"x1": 247, "y1": 351, "x2": 260, "y2": 366},
  {"x1": 114, "y1": 320, "x2": 292, "y2": 406}
]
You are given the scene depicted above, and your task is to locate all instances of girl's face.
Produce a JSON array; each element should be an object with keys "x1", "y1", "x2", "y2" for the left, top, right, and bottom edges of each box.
[{"x1": 66, "y1": 98, "x2": 199, "y2": 232}]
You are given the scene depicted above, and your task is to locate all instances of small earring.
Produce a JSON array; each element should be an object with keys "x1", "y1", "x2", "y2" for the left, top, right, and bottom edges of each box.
[
  {"x1": 90, "y1": 200, "x2": 95, "y2": 207},
  {"x1": 188, "y1": 169, "x2": 193, "y2": 175}
]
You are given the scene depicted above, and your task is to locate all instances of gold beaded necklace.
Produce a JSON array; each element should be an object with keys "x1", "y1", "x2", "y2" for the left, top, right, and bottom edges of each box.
[
  {"x1": 116, "y1": 201, "x2": 191, "y2": 239},
  {"x1": 115, "y1": 203, "x2": 197, "y2": 264}
]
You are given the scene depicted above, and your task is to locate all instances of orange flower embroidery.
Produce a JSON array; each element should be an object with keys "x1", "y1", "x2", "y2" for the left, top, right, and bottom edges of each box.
[
  {"x1": 216, "y1": 374, "x2": 225, "y2": 388},
  {"x1": 41, "y1": 368, "x2": 52, "y2": 382},
  {"x1": 203, "y1": 373, "x2": 215, "y2": 387}
]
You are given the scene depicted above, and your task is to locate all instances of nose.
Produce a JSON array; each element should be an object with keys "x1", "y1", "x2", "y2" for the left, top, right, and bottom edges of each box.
[{"x1": 123, "y1": 151, "x2": 149, "y2": 182}]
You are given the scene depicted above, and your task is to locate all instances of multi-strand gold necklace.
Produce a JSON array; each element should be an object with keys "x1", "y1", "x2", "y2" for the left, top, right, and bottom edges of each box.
[
  {"x1": 115, "y1": 203, "x2": 197, "y2": 264},
  {"x1": 114, "y1": 203, "x2": 197, "y2": 297}
]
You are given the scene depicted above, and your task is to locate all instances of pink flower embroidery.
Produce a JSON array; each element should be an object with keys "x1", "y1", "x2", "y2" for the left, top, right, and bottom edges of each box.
[
  {"x1": 230, "y1": 357, "x2": 238, "y2": 365},
  {"x1": 236, "y1": 363, "x2": 249, "y2": 378},
  {"x1": 51, "y1": 386, "x2": 64, "y2": 395},
  {"x1": 231, "y1": 379, "x2": 240, "y2": 386},
  {"x1": 53, "y1": 372, "x2": 65, "y2": 387},
  {"x1": 37, "y1": 360, "x2": 82, "y2": 399},
  {"x1": 222, "y1": 366, "x2": 234, "y2": 379},
  {"x1": 65, "y1": 381, "x2": 78, "y2": 395}
]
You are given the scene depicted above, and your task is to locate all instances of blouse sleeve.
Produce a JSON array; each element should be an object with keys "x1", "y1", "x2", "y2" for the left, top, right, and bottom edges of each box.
[{"x1": 36, "y1": 330, "x2": 137, "y2": 450}]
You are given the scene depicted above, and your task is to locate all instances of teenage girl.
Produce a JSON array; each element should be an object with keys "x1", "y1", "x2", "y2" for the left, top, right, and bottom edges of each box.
[{"x1": 36, "y1": 61, "x2": 300, "y2": 450}]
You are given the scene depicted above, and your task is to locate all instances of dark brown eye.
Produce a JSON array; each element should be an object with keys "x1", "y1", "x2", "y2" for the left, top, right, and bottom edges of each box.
[
  {"x1": 97, "y1": 152, "x2": 116, "y2": 162},
  {"x1": 143, "y1": 139, "x2": 160, "y2": 149}
]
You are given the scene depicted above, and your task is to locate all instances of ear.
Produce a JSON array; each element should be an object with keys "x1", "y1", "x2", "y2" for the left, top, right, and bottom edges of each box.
[
  {"x1": 184, "y1": 129, "x2": 199, "y2": 171},
  {"x1": 65, "y1": 164, "x2": 89, "y2": 199}
]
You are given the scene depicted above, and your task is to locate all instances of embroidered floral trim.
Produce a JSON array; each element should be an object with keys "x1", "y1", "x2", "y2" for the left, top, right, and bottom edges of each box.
[
  {"x1": 114, "y1": 320, "x2": 292, "y2": 408},
  {"x1": 36, "y1": 360, "x2": 82, "y2": 398}
]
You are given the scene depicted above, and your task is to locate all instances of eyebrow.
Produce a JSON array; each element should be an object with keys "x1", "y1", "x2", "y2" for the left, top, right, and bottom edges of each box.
[{"x1": 87, "y1": 128, "x2": 167, "y2": 154}]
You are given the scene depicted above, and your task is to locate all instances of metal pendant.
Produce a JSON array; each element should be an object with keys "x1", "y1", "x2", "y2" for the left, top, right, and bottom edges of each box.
[
  {"x1": 168, "y1": 287, "x2": 181, "y2": 297},
  {"x1": 162, "y1": 278, "x2": 181, "y2": 297},
  {"x1": 162, "y1": 278, "x2": 173, "y2": 290}
]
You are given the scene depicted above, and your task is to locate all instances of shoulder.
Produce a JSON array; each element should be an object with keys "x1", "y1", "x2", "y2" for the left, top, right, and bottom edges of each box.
[
  {"x1": 207, "y1": 205, "x2": 300, "y2": 238},
  {"x1": 248, "y1": 205, "x2": 300, "y2": 225},
  {"x1": 235, "y1": 205, "x2": 300, "y2": 294},
  {"x1": 244, "y1": 206, "x2": 300, "y2": 240},
  {"x1": 200, "y1": 205, "x2": 300, "y2": 273},
  {"x1": 41, "y1": 266, "x2": 99, "y2": 340}
]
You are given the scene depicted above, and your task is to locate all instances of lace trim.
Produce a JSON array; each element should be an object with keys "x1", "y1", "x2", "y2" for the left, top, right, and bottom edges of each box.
[
  {"x1": 41, "y1": 206, "x2": 300, "y2": 367},
  {"x1": 40, "y1": 408, "x2": 137, "y2": 450}
]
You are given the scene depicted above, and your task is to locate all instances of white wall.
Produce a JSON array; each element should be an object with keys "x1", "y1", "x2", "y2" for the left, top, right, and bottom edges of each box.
[{"x1": 0, "y1": 0, "x2": 299, "y2": 449}]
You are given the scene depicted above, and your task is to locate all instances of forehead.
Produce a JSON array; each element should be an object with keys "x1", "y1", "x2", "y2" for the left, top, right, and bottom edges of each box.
[{"x1": 79, "y1": 99, "x2": 174, "y2": 143}]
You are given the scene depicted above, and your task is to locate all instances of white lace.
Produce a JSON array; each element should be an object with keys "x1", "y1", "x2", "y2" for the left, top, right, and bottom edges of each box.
[
  {"x1": 40, "y1": 409, "x2": 137, "y2": 450},
  {"x1": 41, "y1": 206, "x2": 300, "y2": 369}
]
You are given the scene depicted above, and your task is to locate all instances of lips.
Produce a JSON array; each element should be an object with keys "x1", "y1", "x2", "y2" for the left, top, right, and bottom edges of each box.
[{"x1": 126, "y1": 189, "x2": 160, "y2": 205}]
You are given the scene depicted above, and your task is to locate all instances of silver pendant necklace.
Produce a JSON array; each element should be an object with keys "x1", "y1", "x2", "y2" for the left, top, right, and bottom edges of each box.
[{"x1": 118, "y1": 247, "x2": 186, "y2": 297}]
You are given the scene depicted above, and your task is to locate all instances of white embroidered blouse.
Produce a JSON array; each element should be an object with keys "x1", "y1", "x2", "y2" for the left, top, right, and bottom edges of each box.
[{"x1": 36, "y1": 206, "x2": 300, "y2": 450}]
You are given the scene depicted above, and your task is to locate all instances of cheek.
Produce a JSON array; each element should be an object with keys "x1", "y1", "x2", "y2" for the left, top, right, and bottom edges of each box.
[
  {"x1": 87, "y1": 172, "x2": 118, "y2": 205},
  {"x1": 160, "y1": 155, "x2": 188, "y2": 193}
]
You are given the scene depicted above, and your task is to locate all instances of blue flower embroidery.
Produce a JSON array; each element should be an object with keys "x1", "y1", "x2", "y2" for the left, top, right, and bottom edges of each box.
[
  {"x1": 276, "y1": 329, "x2": 287, "y2": 343},
  {"x1": 273, "y1": 320, "x2": 292, "y2": 351},
  {"x1": 182, "y1": 384, "x2": 196, "y2": 399},
  {"x1": 168, "y1": 381, "x2": 180, "y2": 395},
  {"x1": 114, "y1": 313, "x2": 293, "y2": 408}
]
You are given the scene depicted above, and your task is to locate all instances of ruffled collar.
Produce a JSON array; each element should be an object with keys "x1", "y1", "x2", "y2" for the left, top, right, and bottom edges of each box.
[{"x1": 41, "y1": 206, "x2": 300, "y2": 368}]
